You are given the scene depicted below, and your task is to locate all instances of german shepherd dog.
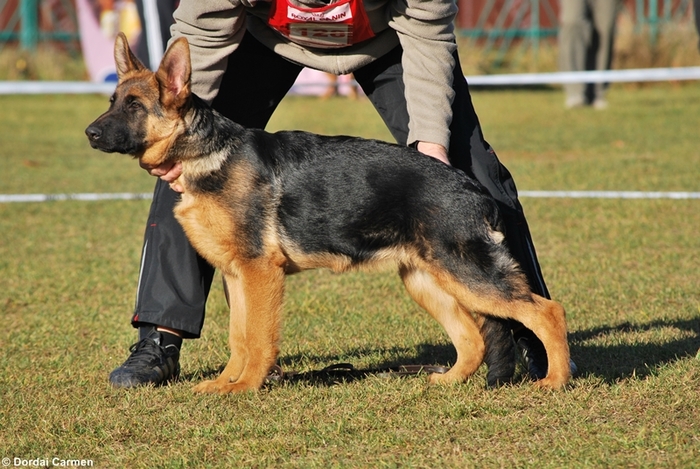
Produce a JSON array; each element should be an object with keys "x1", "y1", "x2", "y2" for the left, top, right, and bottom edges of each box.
[{"x1": 86, "y1": 33, "x2": 571, "y2": 393}]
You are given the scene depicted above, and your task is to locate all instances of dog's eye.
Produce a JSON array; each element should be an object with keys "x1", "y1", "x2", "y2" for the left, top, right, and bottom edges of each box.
[{"x1": 127, "y1": 99, "x2": 143, "y2": 112}]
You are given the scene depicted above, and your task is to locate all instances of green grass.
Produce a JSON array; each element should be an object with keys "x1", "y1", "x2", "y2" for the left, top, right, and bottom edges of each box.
[{"x1": 1, "y1": 84, "x2": 699, "y2": 468}]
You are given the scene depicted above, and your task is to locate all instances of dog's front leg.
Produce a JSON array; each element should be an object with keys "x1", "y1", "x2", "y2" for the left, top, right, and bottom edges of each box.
[
  {"x1": 195, "y1": 273, "x2": 248, "y2": 390},
  {"x1": 193, "y1": 260, "x2": 285, "y2": 394}
]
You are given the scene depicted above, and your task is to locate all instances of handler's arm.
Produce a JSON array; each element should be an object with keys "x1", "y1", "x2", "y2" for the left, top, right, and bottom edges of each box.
[
  {"x1": 389, "y1": 0, "x2": 458, "y2": 163},
  {"x1": 169, "y1": 0, "x2": 247, "y2": 103}
]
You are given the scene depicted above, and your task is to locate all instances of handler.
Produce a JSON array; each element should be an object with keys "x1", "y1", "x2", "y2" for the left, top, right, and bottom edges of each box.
[{"x1": 110, "y1": 0, "x2": 555, "y2": 389}]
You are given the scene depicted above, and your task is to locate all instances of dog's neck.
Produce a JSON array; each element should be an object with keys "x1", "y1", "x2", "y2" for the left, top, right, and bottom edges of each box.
[{"x1": 171, "y1": 95, "x2": 245, "y2": 184}]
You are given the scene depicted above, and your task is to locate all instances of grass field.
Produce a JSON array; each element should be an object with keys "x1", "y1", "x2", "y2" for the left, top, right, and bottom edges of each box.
[{"x1": 1, "y1": 83, "x2": 699, "y2": 468}]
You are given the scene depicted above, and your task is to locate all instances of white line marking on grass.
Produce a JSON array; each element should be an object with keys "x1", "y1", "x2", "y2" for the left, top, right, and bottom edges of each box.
[
  {"x1": 519, "y1": 191, "x2": 700, "y2": 199},
  {"x1": 1, "y1": 191, "x2": 699, "y2": 203},
  {"x1": 0, "y1": 193, "x2": 153, "y2": 203}
]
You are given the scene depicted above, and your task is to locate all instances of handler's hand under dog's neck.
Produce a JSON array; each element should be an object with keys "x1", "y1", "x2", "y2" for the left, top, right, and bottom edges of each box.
[{"x1": 142, "y1": 160, "x2": 185, "y2": 192}]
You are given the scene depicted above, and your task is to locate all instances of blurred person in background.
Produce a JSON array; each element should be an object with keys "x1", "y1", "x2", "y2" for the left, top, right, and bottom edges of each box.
[
  {"x1": 558, "y1": 0, "x2": 622, "y2": 109},
  {"x1": 694, "y1": 0, "x2": 700, "y2": 51},
  {"x1": 322, "y1": 73, "x2": 359, "y2": 100}
]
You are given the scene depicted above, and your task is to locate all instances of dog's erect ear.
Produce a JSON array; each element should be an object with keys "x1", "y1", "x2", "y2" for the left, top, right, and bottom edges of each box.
[
  {"x1": 155, "y1": 37, "x2": 192, "y2": 110},
  {"x1": 114, "y1": 32, "x2": 146, "y2": 80}
]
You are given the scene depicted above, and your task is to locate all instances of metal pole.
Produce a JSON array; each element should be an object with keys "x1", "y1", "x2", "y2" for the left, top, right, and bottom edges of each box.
[
  {"x1": 636, "y1": 0, "x2": 644, "y2": 32},
  {"x1": 531, "y1": 0, "x2": 539, "y2": 60},
  {"x1": 20, "y1": 0, "x2": 39, "y2": 51},
  {"x1": 649, "y1": 0, "x2": 658, "y2": 45},
  {"x1": 142, "y1": 0, "x2": 164, "y2": 69}
]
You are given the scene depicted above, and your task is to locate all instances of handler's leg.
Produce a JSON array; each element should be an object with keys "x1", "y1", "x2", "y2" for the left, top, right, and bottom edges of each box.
[{"x1": 110, "y1": 33, "x2": 302, "y2": 388}]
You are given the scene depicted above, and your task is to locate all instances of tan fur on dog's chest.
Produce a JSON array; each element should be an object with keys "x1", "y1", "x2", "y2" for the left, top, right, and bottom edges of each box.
[
  {"x1": 174, "y1": 158, "x2": 280, "y2": 275},
  {"x1": 174, "y1": 193, "x2": 244, "y2": 274}
]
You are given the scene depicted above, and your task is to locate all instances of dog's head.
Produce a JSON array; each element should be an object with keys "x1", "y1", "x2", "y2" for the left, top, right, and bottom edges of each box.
[{"x1": 85, "y1": 32, "x2": 192, "y2": 169}]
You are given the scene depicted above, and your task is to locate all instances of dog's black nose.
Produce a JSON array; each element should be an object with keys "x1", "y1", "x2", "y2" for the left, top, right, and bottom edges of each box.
[{"x1": 85, "y1": 126, "x2": 102, "y2": 141}]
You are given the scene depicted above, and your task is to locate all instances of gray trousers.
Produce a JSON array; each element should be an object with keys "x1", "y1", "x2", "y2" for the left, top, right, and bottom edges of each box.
[{"x1": 558, "y1": 0, "x2": 621, "y2": 103}]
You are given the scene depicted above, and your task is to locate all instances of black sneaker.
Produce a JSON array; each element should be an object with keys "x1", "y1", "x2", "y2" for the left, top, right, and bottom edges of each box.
[
  {"x1": 516, "y1": 335, "x2": 548, "y2": 380},
  {"x1": 482, "y1": 318, "x2": 517, "y2": 388},
  {"x1": 109, "y1": 330, "x2": 180, "y2": 388},
  {"x1": 516, "y1": 334, "x2": 579, "y2": 380}
]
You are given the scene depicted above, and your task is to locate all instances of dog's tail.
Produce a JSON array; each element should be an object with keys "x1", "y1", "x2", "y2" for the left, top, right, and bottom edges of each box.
[{"x1": 439, "y1": 197, "x2": 531, "y2": 302}]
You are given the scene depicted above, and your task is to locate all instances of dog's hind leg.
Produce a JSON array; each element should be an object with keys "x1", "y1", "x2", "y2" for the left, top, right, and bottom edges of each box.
[
  {"x1": 511, "y1": 295, "x2": 570, "y2": 389},
  {"x1": 399, "y1": 265, "x2": 485, "y2": 384},
  {"x1": 193, "y1": 260, "x2": 285, "y2": 394},
  {"x1": 488, "y1": 295, "x2": 570, "y2": 389},
  {"x1": 433, "y1": 270, "x2": 570, "y2": 389}
]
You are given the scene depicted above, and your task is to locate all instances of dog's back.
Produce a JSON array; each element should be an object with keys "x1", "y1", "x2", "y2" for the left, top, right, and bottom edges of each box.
[
  {"x1": 177, "y1": 114, "x2": 521, "y2": 300},
  {"x1": 245, "y1": 131, "x2": 520, "y2": 297}
]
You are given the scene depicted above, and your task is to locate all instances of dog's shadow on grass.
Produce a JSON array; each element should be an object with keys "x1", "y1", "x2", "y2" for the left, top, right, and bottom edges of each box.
[
  {"x1": 183, "y1": 343, "x2": 458, "y2": 387},
  {"x1": 184, "y1": 317, "x2": 699, "y2": 387},
  {"x1": 568, "y1": 317, "x2": 700, "y2": 384}
]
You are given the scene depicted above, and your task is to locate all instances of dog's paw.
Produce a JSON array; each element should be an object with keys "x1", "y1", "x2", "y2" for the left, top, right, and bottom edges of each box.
[
  {"x1": 428, "y1": 371, "x2": 467, "y2": 385},
  {"x1": 193, "y1": 379, "x2": 226, "y2": 394},
  {"x1": 193, "y1": 378, "x2": 258, "y2": 394},
  {"x1": 533, "y1": 374, "x2": 570, "y2": 390}
]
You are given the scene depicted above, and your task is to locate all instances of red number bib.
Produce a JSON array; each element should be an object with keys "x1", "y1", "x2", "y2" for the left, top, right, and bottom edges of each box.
[{"x1": 268, "y1": 0, "x2": 375, "y2": 49}]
